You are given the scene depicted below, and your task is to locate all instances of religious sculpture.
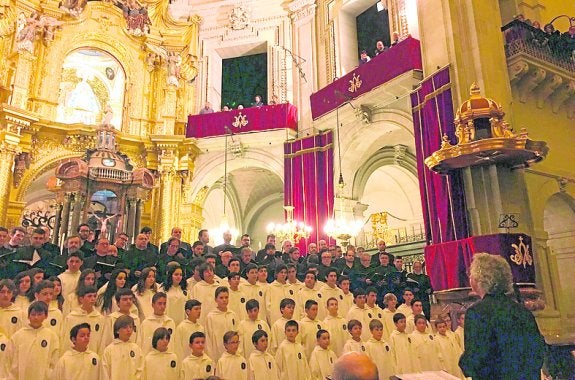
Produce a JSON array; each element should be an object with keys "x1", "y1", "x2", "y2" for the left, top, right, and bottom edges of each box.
[
  {"x1": 114, "y1": 0, "x2": 151, "y2": 36},
  {"x1": 16, "y1": 11, "x2": 63, "y2": 53},
  {"x1": 102, "y1": 104, "x2": 114, "y2": 126},
  {"x1": 90, "y1": 212, "x2": 119, "y2": 238},
  {"x1": 145, "y1": 43, "x2": 182, "y2": 86},
  {"x1": 59, "y1": 0, "x2": 88, "y2": 18},
  {"x1": 166, "y1": 51, "x2": 181, "y2": 86}
]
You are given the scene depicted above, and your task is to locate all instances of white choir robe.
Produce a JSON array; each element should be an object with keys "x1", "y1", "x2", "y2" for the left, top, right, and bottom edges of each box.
[
  {"x1": 174, "y1": 319, "x2": 204, "y2": 361},
  {"x1": 205, "y1": 308, "x2": 238, "y2": 362},
  {"x1": 190, "y1": 281, "x2": 219, "y2": 326},
  {"x1": 62, "y1": 308, "x2": 106, "y2": 355},
  {"x1": 388, "y1": 330, "x2": 418, "y2": 374},
  {"x1": 101, "y1": 311, "x2": 141, "y2": 349},
  {"x1": 62, "y1": 293, "x2": 80, "y2": 317},
  {"x1": 365, "y1": 337, "x2": 397, "y2": 380},
  {"x1": 237, "y1": 318, "x2": 270, "y2": 359},
  {"x1": 0, "y1": 332, "x2": 13, "y2": 379},
  {"x1": 322, "y1": 315, "x2": 348, "y2": 356},
  {"x1": 142, "y1": 349, "x2": 179, "y2": 380},
  {"x1": 342, "y1": 338, "x2": 367, "y2": 354},
  {"x1": 229, "y1": 288, "x2": 248, "y2": 321},
  {"x1": 180, "y1": 353, "x2": 214, "y2": 380},
  {"x1": 339, "y1": 292, "x2": 354, "y2": 318},
  {"x1": 309, "y1": 346, "x2": 337, "y2": 380},
  {"x1": 381, "y1": 309, "x2": 398, "y2": 341},
  {"x1": 216, "y1": 351, "x2": 249, "y2": 380},
  {"x1": 53, "y1": 348, "x2": 107, "y2": 380},
  {"x1": 435, "y1": 333, "x2": 465, "y2": 379},
  {"x1": 248, "y1": 350, "x2": 280, "y2": 380},
  {"x1": 0, "y1": 304, "x2": 24, "y2": 338},
  {"x1": 317, "y1": 285, "x2": 344, "y2": 320},
  {"x1": 299, "y1": 316, "x2": 323, "y2": 360},
  {"x1": 102, "y1": 339, "x2": 143, "y2": 380},
  {"x1": 454, "y1": 326, "x2": 464, "y2": 350},
  {"x1": 162, "y1": 285, "x2": 189, "y2": 327},
  {"x1": 10, "y1": 325, "x2": 60, "y2": 380},
  {"x1": 137, "y1": 314, "x2": 176, "y2": 355},
  {"x1": 274, "y1": 339, "x2": 311, "y2": 380},
  {"x1": 13, "y1": 295, "x2": 30, "y2": 312},
  {"x1": 269, "y1": 317, "x2": 290, "y2": 355},
  {"x1": 265, "y1": 281, "x2": 291, "y2": 326},
  {"x1": 58, "y1": 270, "x2": 81, "y2": 301},
  {"x1": 409, "y1": 330, "x2": 441, "y2": 372},
  {"x1": 43, "y1": 305, "x2": 64, "y2": 338},
  {"x1": 296, "y1": 287, "x2": 321, "y2": 319},
  {"x1": 365, "y1": 304, "x2": 385, "y2": 326},
  {"x1": 239, "y1": 282, "x2": 268, "y2": 323},
  {"x1": 396, "y1": 304, "x2": 413, "y2": 318},
  {"x1": 405, "y1": 313, "x2": 431, "y2": 334},
  {"x1": 345, "y1": 306, "x2": 371, "y2": 341},
  {"x1": 132, "y1": 288, "x2": 156, "y2": 320}
]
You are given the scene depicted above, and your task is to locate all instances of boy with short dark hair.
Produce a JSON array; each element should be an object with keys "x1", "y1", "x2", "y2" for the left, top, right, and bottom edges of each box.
[
  {"x1": 62, "y1": 285, "x2": 106, "y2": 354},
  {"x1": 138, "y1": 291, "x2": 176, "y2": 355},
  {"x1": 34, "y1": 280, "x2": 63, "y2": 336},
  {"x1": 309, "y1": 329, "x2": 337, "y2": 380},
  {"x1": 206, "y1": 286, "x2": 238, "y2": 362},
  {"x1": 274, "y1": 320, "x2": 311, "y2": 380},
  {"x1": 175, "y1": 299, "x2": 204, "y2": 361},
  {"x1": 405, "y1": 299, "x2": 430, "y2": 334},
  {"x1": 388, "y1": 312, "x2": 417, "y2": 374},
  {"x1": 434, "y1": 319, "x2": 465, "y2": 378},
  {"x1": 409, "y1": 314, "x2": 441, "y2": 372},
  {"x1": 342, "y1": 319, "x2": 366, "y2": 353},
  {"x1": 269, "y1": 298, "x2": 296, "y2": 355},
  {"x1": 180, "y1": 331, "x2": 214, "y2": 380},
  {"x1": 247, "y1": 330, "x2": 279, "y2": 380},
  {"x1": 239, "y1": 264, "x2": 268, "y2": 323},
  {"x1": 143, "y1": 327, "x2": 179, "y2": 380},
  {"x1": 228, "y1": 272, "x2": 248, "y2": 320},
  {"x1": 53, "y1": 322, "x2": 105, "y2": 380},
  {"x1": 237, "y1": 298, "x2": 270, "y2": 359},
  {"x1": 336, "y1": 276, "x2": 353, "y2": 317},
  {"x1": 11, "y1": 301, "x2": 60, "y2": 380},
  {"x1": 102, "y1": 315, "x2": 144, "y2": 379},
  {"x1": 365, "y1": 319, "x2": 396, "y2": 380},
  {"x1": 345, "y1": 288, "x2": 370, "y2": 341},
  {"x1": 321, "y1": 297, "x2": 347, "y2": 356},
  {"x1": 102, "y1": 288, "x2": 141, "y2": 347},
  {"x1": 454, "y1": 310, "x2": 465, "y2": 350},
  {"x1": 0, "y1": 279, "x2": 23, "y2": 338},
  {"x1": 215, "y1": 331, "x2": 248, "y2": 380},
  {"x1": 298, "y1": 299, "x2": 323, "y2": 359}
]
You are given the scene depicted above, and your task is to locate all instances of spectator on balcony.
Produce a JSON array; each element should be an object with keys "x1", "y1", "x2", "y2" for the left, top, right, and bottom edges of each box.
[
  {"x1": 199, "y1": 102, "x2": 214, "y2": 114},
  {"x1": 268, "y1": 94, "x2": 279, "y2": 105},
  {"x1": 561, "y1": 26, "x2": 575, "y2": 56},
  {"x1": 237, "y1": 104, "x2": 244, "y2": 110},
  {"x1": 252, "y1": 95, "x2": 264, "y2": 107},
  {"x1": 222, "y1": 105, "x2": 230, "y2": 112},
  {"x1": 390, "y1": 31, "x2": 400, "y2": 47},
  {"x1": 531, "y1": 20, "x2": 542, "y2": 31},
  {"x1": 359, "y1": 50, "x2": 371, "y2": 65},
  {"x1": 374, "y1": 40, "x2": 386, "y2": 56}
]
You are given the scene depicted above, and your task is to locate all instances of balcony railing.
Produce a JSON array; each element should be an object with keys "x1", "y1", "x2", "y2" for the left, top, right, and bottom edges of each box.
[
  {"x1": 89, "y1": 167, "x2": 131, "y2": 181},
  {"x1": 310, "y1": 37, "x2": 422, "y2": 120},
  {"x1": 502, "y1": 20, "x2": 575, "y2": 74}
]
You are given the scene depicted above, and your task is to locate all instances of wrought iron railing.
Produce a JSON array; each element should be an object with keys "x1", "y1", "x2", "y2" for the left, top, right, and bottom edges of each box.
[{"x1": 502, "y1": 20, "x2": 575, "y2": 73}]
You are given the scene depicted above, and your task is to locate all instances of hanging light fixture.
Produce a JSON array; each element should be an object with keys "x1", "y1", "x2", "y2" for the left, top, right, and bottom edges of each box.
[
  {"x1": 212, "y1": 127, "x2": 239, "y2": 245},
  {"x1": 324, "y1": 105, "x2": 363, "y2": 248}
]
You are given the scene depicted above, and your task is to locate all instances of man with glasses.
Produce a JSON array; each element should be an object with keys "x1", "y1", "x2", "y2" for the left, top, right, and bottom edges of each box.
[{"x1": 77, "y1": 223, "x2": 95, "y2": 258}]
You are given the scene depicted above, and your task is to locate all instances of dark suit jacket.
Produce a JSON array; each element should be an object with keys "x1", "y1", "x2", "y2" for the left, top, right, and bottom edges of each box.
[{"x1": 459, "y1": 293, "x2": 546, "y2": 380}]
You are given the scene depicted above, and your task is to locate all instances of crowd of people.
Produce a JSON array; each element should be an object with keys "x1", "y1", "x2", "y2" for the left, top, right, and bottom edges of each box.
[
  {"x1": 506, "y1": 14, "x2": 575, "y2": 61},
  {"x1": 198, "y1": 95, "x2": 280, "y2": 115},
  {"x1": 358, "y1": 31, "x2": 402, "y2": 65},
  {"x1": 0, "y1": 223, "x2": 551, "y2": 379}
]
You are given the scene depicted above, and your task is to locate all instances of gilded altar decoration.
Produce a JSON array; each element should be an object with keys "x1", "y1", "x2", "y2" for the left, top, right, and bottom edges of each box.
[
  {"x1": 229, "y1": 6, "x2": 249, "y2": 30},
  {"x1": 424, "y1": 83, "x2": 549, "y2": 173},
  {"x1": 232, "y1": 112, "x2": 248, "y2": 128},
  {"x1": 59, "y1": 0, "x2": 88, "y2": 18},
  {"x1": 16, "y1": 12, "x2": 63, "y2": 53},
  {"x1": 113, "y1": 0, "x2": 151, "y2": 36},
  {"x1": 145, "y1": 44, "x2": 182, "y2": 86},
  {"x1": 510, "y1": 236, "x2": 533, "y2": 268},
  {"x1": 348, "y1": 73, "x2": 362, "y2": 93}
]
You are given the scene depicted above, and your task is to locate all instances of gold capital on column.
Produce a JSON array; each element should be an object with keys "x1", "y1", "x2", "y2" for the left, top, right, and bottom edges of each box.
[
  {"x1": 158, "y1": 168, "x2": 176, "y2": 242},
  {"x1": 0, "y1": 141, "x2": 22, "y2": 225}
]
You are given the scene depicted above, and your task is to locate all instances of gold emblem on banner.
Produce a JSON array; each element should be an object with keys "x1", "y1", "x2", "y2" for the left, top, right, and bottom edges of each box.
[
  {"x1": 232, "y1": 112, "x2": 248, "y2": 128},
  {"x1": 510, "y1": 236, "x2": 533, "y2": 268},
  {"x1": 348, "y1": 73, "x2": 362, "y2": 93}
]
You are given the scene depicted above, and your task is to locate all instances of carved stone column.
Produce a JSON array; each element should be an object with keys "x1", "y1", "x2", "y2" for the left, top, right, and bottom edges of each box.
[
  {"x1": 70, "y1": 193, "x2": 85, "y2": 234},
  {"x1": 0, "y1": 141, "x2": 21, "y2": 225},
  {"x1": 134, "y1": 199, "x2": 143, "y2": 238},
  {"x1": 59, "y1": 193, "x2": 73, "y2": 240},
  {"x1": 158, "y1": 168, "x2": 175, "y2": 242},
  {"x1": 11, "y1": 51, "x2": 35, "y2": 110},
  {"x1": 52, "y1": 202, "x2": 63, "y2": 245},
  {"x1": 125, "y1": 198, "x2": 136, "y2": 240}
]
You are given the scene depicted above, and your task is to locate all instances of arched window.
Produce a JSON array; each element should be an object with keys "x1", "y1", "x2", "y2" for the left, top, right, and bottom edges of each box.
[{"x1": 56, "y1": 49, "x2": 125, "y2": 129}]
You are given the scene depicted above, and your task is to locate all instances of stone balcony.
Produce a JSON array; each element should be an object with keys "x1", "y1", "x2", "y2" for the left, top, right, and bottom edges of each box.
[{"x1": 502, "y1": 20, "x2": 575, "y2": 119}]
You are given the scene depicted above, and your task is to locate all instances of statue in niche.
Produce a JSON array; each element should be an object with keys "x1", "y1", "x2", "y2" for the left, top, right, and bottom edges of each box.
[
  {"x1": 145, "y1": 43, "x2": 181, "y2": 86},
  {"x1": 59, "y1": 0, "x2": 87, "y2": 18},
  {"x1": 229, "y1": 6, "x2": 249, "y2": 30},
  {"x1": 102, "y1": 104, "x2": 114, "y2": 125},
  {"x1": 166, "y1": 52, "x2": 181, "y2": 86},
  {"x1": 113, "y1": 0, "x2": 151, "y2": 36},
  {"x1": 39, "y1": 14, "x2": 63, "y2": 45}
]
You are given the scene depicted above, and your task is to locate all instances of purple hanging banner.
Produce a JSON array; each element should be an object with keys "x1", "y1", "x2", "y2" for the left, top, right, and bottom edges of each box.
[{"x1": 410, "y1": 67, "x2": 469, "y2": 245}]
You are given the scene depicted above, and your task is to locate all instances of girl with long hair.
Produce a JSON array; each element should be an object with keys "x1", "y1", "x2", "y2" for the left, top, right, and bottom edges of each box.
[
  {"x1": 13, "y1": 271, "x2": 32, "y2": 310},
  {"x1": 132, "y1": 267, "x2": 157, "y2": 319},
  {"x1": 160, "y1": 263, "x2": 189, "y2": 325},
  {"x1": 63, "y1": 268, "x2": 96, "y2": 316},
  {"x1": 96, "y1": 268, "x2": 129, "y2": 315},
  {"x1": 47, "y1": 276, "x2": 64, "y2": 311}
]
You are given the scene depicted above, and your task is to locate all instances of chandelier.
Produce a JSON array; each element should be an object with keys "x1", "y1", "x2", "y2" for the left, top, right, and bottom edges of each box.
[
  {"x1": 267, "y1": 205, "x2": 312, "y2": 243},
  {"x1": 323, "y1": 105, "x2": 363, "y2": 247}
]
